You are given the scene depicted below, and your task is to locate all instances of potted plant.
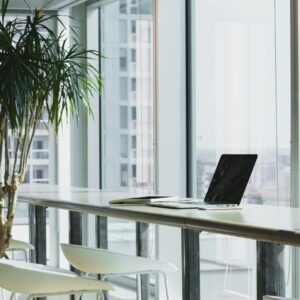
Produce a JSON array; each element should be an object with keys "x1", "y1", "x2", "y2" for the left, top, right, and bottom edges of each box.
[{"x1": 0, "y1": 0, "x2": 101, "y2": 257}]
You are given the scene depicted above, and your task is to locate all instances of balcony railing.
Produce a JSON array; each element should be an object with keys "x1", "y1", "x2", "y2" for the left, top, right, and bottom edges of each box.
[{"x1": 31, "y1": 150, "x2": 49, "y2": 159}]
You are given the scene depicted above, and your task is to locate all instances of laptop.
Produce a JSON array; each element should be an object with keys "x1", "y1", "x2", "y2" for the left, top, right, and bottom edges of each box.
[{"x1": 148, "y1": 154, "x2": 258, "y2": 210}]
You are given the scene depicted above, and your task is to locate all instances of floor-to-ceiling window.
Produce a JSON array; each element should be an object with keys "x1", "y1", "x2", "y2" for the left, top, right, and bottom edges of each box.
[
  {"x1": 101, "y1": 0, "x2": 154, "y2": 195},
  {"x1": 100, "y1": 0, "x2": 156, "y2": 298},
  {"x1": 190, "y1": 0, "x2": 292, "y2": 298}
]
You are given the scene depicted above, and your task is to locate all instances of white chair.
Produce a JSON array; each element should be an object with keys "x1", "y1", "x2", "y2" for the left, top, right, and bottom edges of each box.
[
  {"x1": 61, "y1": 243, "x2": 177, "y2": 300},
  {"x1": 6, "y1": 239, "x2": 34, "y2": 261},
  {"x1": 0, "y1": 259, "x2": 113, "y2": 300},
  {"x1": 1, "y1": 239, "x2": 35, "y2": 300},
  {"x1": 222, "y1": 237, "x2": 255, "y2": 299},
  {"x1": 263, "y1": 297, "x2": 296, "y2": 300}
]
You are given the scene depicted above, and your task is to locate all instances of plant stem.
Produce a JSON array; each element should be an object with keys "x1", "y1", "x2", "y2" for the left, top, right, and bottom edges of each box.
[
  {"x1": 22, "y1": 105, "x2": 43, "y2": 180},
  {"x1": 18, "y1": 104, "x2": 30, "y2": 175},
  {"x1": 0, "y1": 220, "x2": 10, "y2": 258},
  {"x1": 12, "y1": 127, "x2": 22, "y2": 178},
  {"x1": 0, "y1": 186, "x2": 5, "y2": 224},
  {"x1": 0, "y1": 131, "x2": 3, "y2": 183},
  {"x1": 4, "y1": 118, "x2": 10, "y2": 185},
  {"x1": 0, "y1": 107, "x2": 6, "y2": 182},
  {"x1": 6, "y1": 186, "x2": 18, "y2": 228},
  {"x1": 19, "y1": 103, "x2": 43, "y2": 181}
]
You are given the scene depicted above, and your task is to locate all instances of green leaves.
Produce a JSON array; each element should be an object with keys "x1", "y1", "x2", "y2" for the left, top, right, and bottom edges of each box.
[
  {"x1": 0, "y1": 1, "x2": 102, "y2": 133},
  {"x1": 1, "y1": 0, "x2": 9, "y2": 23}
]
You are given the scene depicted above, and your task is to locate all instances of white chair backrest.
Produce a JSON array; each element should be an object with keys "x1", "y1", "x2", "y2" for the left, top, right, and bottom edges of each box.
[
  {"x1": 0, "y1": 259, "x2": 113, "y2": 294},
  {"x1": 61, "y1": 243, "x2": 177, "y2": 274}
]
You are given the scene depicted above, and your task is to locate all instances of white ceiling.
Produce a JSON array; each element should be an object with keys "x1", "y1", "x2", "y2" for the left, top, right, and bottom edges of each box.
[
  {"x1": 1, "y1": 0, "x2": 83, "y2": 11},
  {"x1": 2, "y1": 0, "x2": 151, "y2": 11}
]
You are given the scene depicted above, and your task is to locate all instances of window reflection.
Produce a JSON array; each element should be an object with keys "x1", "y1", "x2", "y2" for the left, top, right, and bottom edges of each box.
[
  {"x1": 100, "y1": 0, "x2": 155, "y2": 272},
  {"x1": 101, "y1": 0, "x2": 154, "y2": 194},
  {"x1": 192, "y1": 0, "x2": 291, "y2": 299}
]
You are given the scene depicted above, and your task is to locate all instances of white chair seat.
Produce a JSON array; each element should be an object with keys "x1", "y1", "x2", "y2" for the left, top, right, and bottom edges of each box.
[
  {"x1": 7, "y1": 239, "x2": 34, "y2": 252},
  {"x1": 61, "y1": 243, "x2": 177, "y2": 275},
  {"x1": 0, "y1": 260, "x2": 113, "y2": 295},
  {"x1": 263, "y1": 297, "x2": 296, "y2": 300}
]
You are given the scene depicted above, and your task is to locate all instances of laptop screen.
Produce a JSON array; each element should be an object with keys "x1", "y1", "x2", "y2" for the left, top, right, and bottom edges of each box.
[{"x1": 204, "y1": 154, "x2": 257, "y2": 205}]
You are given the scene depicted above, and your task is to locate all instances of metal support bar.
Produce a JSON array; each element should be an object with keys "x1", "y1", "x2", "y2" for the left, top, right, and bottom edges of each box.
[
  {"x1": 69, "y1": 211, "x2": 83, "y2": 300},
  {"x1": 28, "y1": 204, "x2": 35, "y2": 263},
  {"x1": 69, "y1": 211, "x2": 83, "y2": 274},
  {"x1": 28, "y1": 204, "x2": 47, "y2": 300},
  {"x1": 136, "y1": 222, "x2": 150, "y2": 300},
  {"x1": 96, "y1": 216, "x2": 108, "y2": 249},
  {"x1": 96, "y1": 216, "x2": 108, "y2": 300},
  {"x1": 257, "y1": 241, "x2": 285, "y2": 299},
  {"x1": 290, "y1": 0, "x2": 299, "y2": 298},
  {"x1": 29, "y1": 204, "x2": 47, "y2": 265},
  {"x1": 182, "y1": 229, "x2": 200, "y2": 300},
  {"x1": 69, "y1": 211, "x2": 83, "y2": 246}
]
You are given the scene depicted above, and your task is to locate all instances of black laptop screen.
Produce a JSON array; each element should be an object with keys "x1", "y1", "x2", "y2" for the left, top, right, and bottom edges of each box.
[{"x1": 204, "y1": 154, "x2": 257, "y2": 205}]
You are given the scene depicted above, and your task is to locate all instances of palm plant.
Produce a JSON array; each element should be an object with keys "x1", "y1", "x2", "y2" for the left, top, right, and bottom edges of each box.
[{"x1": 0, "y1": 0, "x2": 101, "y2": 257}]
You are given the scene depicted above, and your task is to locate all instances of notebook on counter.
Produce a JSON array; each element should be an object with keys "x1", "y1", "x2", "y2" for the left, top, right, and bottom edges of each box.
[
  {"x1": 109, "y1": 195, "x2": 174, "y2": 205},
  {"x1": 147, "y1": 154, "x2": 257, "y2": 210}
]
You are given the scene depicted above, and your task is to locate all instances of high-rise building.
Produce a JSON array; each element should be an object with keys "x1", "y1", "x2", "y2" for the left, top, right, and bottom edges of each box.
[{"x1": 101, "y1": 0, "x2": 154, "y2": 194}]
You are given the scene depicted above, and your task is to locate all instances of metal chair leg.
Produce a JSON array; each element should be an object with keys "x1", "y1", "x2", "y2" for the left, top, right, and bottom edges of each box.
[
  {"x1": 97, "y1": 291, "x2": 104, "y2": 300},
  {"x1": 9, "y1": 293, "x2": 15, "y2": 300},
  {"x1": 24, "y1": 250, "x2": 28, "y2": 262},
  {"x1": 162, "y1": 272, "x2": 170, "y2": 300},
  {"x1": 137, "y1": 274, "x2": 142, "y2": 300}
]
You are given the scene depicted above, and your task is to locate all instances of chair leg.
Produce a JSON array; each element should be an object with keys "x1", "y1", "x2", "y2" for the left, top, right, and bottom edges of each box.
[
  {"x1": 9, "y1": 293, "x2": 15, "y2": 300},
  {"x1": 162, "y1": 272, "x2": 170, "y2": 300},
  {"x1": 137, "y1": 274, "x2": 142, "y2": 300},
  {"x1": 101, "y1": 277, "x2": 109, "y2": 300},
  {"x1": 24, "y1": 250, "x2": 28, "y2": 262},
  {"x1": 97, "y1": 292, "x2": 104, "y2": 300}
]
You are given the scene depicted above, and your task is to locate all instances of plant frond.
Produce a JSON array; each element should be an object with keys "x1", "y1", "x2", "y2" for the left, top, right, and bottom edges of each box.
[{"x1": 0, "y1": 0, "x2": 103, "y2": 135}]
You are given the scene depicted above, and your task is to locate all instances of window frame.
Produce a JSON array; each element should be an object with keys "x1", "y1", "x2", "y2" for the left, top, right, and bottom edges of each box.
[
  {"x1": 94, "y1": 0, "x2": 158, "y2": 295},
  {"x1": 186, "y1": 0, "x2": 300, "y2": 298}
]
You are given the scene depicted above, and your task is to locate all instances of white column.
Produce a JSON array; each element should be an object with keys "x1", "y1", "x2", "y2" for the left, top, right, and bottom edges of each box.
[
  {"x1": 155, "y1": 0, "x2": 186, "y2": 299},
  {"x1": 70, "y1": 4, "x2": 88, "y2": 188},
  {"x1": 86, "y1": 5, "x2": 101, "y2": 248}
]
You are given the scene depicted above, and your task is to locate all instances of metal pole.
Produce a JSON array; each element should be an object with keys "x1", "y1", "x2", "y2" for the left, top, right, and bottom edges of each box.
[
  {"x1": 182, "y1": 229, "x2": 200, "y2": 300},
  {"x1": 290, "y1": 0, "x2": 299, "y2": 298},
  {"x1": 257, "y1": 242, "x2": 285, "y2": 299},
  {"x1": 29, "y1": 204, "x2": 47, "y2": 300},
  {"x1": 96, "y1": 216, "x2": 108, "y2": 300},
  {"x1": 29, "y1": 204, "x2": 47, "y2": 265},
  {"x1": 69, "y1": 211, "x2": 83, "y2": 274},
  {"x1": 28, "y1": 204, "x2": 36, "y2": 263},
  {"x1": 136, "y1": 222, "x2": 150, "y2": 300},
  {"x1": 184, "y1": 0, "x2": 200, "y2": 298}
]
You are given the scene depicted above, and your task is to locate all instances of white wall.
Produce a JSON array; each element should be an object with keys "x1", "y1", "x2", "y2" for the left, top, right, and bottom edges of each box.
[{"x1": 155, "y1": 0, "x2": 186, "y2": 299}]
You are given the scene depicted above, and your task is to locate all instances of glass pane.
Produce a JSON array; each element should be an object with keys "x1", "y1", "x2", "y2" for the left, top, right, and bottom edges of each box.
[
  {"x1": 119, "y1": 19, "x2": 127, "y2": 43},
  {"x1": 121, "y1": 135, "x2": 129, "y2": 158},
  {"x1": 120, "y1": 106, "x2": 128, "y2": 129},
  {"x1": 192, "y1": 0, "x2": 291, "y2": 299},
  {"x1": 194, "y1": 0, "x2": 290, "y2": 206},
  {"x1": 120, "y1": 77, "x2": 128, "y2": 100},
  {"x1": 100, "y1": 0, "x2": 155, "y2": 260},
  {"x1": 120, "y1": 48, "x2": 128, "y2": 71}
]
